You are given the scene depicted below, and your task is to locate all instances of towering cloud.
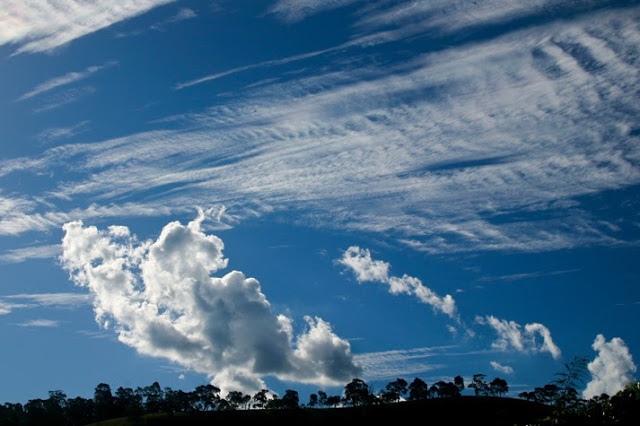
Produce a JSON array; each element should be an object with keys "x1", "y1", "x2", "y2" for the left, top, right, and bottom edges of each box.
[
  {"x1": 583, "y1": 334, "x2": 637, "y2": 399},
  {"x1": 339, "y1": 246, "x2": 457, "y2": 318},
  {"x1": 60, "y1": 210, "x2": 360, "y2": 394},
  {"x1": 476, "y1": 315, "x2": 561, "y2": 359}
]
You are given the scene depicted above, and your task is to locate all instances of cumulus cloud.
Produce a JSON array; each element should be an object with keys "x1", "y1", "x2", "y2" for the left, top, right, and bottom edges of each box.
[
  {"x1": 583, "y1": 334, "x2": 637, "y2": 399},
  {"x1": 490, "y1": 361, "x2": 514, "y2": 375},
  {"x1": 338, "y1": 246, "x2": 457, "y2": 318},
  {"x1": 476, "y1": 315, "x2": 561, "y2": 359},
  {"x1": 60, "y1": 210, "x2": 360, "y2": 394}
]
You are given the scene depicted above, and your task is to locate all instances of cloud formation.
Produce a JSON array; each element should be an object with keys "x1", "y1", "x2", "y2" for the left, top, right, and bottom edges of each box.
[
  {"x1": 269, "y1": 0, "x2": 363, "y2": 23},
  {"x1": 476, "y1": 315, "x2": 561, "y2": 359},
  {"x1": 2, "y1": 2, "x2": 639, "y2": 255},
  {"x1": 0, "y1": 244, "x2": 61, "y2": 264},
  {"x1": 339, "y1": 246, "x2": 457, "y2": 318},
  {"x1": 583, "y1": 334, "x2": 637, "y2": 398},
  {"x1": 16, "y1": 62, "x2": 115, "y2": 101},
  {"x1": 490, "y1": 361, "x2": 514, "y2": 375},
  {"x1": 60, "y1": 210, "x2": 360, "y2": 394},
  {"x1": 17, "y1": 319, "x2": 60, "y2": 327},
  {"x1": 0, "y1": 1, "x2": 174, "y2": 54}
]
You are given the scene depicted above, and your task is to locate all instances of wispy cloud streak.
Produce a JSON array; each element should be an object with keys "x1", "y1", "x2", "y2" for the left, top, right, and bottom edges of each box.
[
  {"x1": 0, "y1": 1, "x2": 175, "y2": 54},
  {"x1": 0, "y1": 245, "x2": 61, "y2": 264},
  {"x1": 16, "y1": 62, "x2": 116, "y2": 101},
  {"x1": 1, "y1": 2, "x2": 639, "y2": 255}
]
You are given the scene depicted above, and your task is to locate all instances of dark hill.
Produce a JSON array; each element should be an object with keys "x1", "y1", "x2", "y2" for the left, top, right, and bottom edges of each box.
[{"x1": 91, "y1": 396, "x2": 552, "y2": 426}]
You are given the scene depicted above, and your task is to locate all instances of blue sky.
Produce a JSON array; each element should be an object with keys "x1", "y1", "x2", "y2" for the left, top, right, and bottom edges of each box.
[{"x1": 1, "y1": 0, "x2": 639, "y2": 404}]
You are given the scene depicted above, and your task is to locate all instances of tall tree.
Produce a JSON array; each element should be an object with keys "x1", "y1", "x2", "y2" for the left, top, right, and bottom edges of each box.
[
  {"x1": 408, "y1": 377, "x2": 430, "y2": 400},
  {"x1": 468, "y1": 374, "x2": 489, "y2": 396},
  {"x1": 343, "y1": 378, "x2": 372, "y2": 407},
  {"x1": 252, "y1": 389, "x2": 269, "y2": 410},
  {"x1": 317, "y1": 390, "x2": 328, "y2": 407},
  {"x1": 307, "y1": 393, "x2": 318, "y2": 408},
  {"x1": 226, "y1": 391, "x2": 250, "y2": 410},
  {"x1": 454, "y1": 375, "x2": 465, "y2": 393},
  {"x1": 94, "y1": 383, "x2": 115, "y2": 420},
  {"x1": 489, "y1": 378, "x2": 509, "y2": 397},
  {"x1": 139, "y1": 382, "x2": 164, "y2": 413},
  {"x1": 193, "y1": 384, "x2": 221, "y2": 411},
  {"x1": 383, "y1": 378, "x2": 408, "y2": 402},
  {"x1": 114, "y1": 386, "x2": 142, "y2": 417},
  {"x1": 553, "y1": 355, "x2": 589, "y2": 408},
  {"x1": 281, "y1": 390, "x2": 299, "y2": 409},
  {"x1": 65, "y1": 397, "x2": 93, "y2": 426}
]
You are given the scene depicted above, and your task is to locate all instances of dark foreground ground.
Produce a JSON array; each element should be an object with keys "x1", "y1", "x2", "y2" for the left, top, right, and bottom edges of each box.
[{"x1": 90, "y1": 396, "x2": 553, "y2": 426}]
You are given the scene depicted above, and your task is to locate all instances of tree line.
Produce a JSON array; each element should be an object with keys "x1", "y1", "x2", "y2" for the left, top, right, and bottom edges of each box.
[
  {"x1": 0, "y1": 374, "x2": 508, "y2": 425},
  {"x1": 0, "y1": 360, "x2": 638, "y2": 425}
]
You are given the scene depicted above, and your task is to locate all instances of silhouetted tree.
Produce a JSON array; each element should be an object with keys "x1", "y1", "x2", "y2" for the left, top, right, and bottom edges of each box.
[
  {"x1": 114, "y1": 386, "x2": 142, "y2": 417},
  {"x1": 553, "y1": 355, "x2": 589, "y2": 409},
  {"x1": 163, "y1": 387, "x2": 192, "y2": 414},
  {"x1": 382, "y1": 378, "x2": 408, "y2": 403},
  {"x1": 94, "y1": 383, "x2": 115, "y2": 420},
  {"x1": 454, "y1": 375, "x2": 465, "y2": 393},
  {"x1": 44, "y1": 390, "x2": 67, "y2": 425},
  {"x1": 408, "y1": 377, "x2": 430, "y2": 400},
  {"x1": 193, "y1": 384, "x2": 221, "y2": 411},
  {"x1": 252, "y1": 389, "x2": 269, "y2": 410},
  {"x1": 307, "y1": 393, "x2": 318, "y2": 408},
  {"x1": 468, "y1": 374, "x2": 489, "y2": 396},
  {"x1": 23, "y1": 398, "x2": 47, "y2": 426},
  {"x1": 139, "y1": 382, "x2": 164, "y2": 413},
  {"x1": 432, "y1": 381, "x2": 460, "y2": 398},
  {"x1": 226, "y1": 391, "x2": 250, "y2": 410},
  {"x1": 65, "y1": 397, "x2": 94, "y2": 426},
  {"x1": 281, "y1": 390, "x2": 299, "y2": 409},
  {"x1": 0, "y1": 402, "x2": 25, "y2": 425},
  {"x1": 343, "y1": 378, "x2": 372, "y2": 406},
  {"x1": 265, "y1": 395, "x2": 283, "y2": 410},
  {"x1": 317, "y1": 390, "x2": 328, "y2": 407},
  {"x1": 326, "y1": 395, "x2": 341, "y2": 408},
  {"x1": 489, "y1": 378, "x2": 509, "y2": 397}
]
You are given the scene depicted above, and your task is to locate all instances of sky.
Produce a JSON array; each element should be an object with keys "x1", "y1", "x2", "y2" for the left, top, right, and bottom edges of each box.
[{"x1": 0, "y1": 0, "x2": 639, "y2": 404}]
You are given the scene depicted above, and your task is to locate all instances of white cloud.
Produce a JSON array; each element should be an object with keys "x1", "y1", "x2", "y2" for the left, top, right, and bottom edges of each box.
[
  {"x1": 339, "y1": 246, "x2": 457, "y2": 318},
  {"x1": 32, "y1": 86, "x2": 97, "y2": 112},
  {"x1": 60, "y1": 210, "x2": 360, "y2": 395},
  {"x1": 0, "y1": 292, "x2": 89, "y2": 316},
  {"x1": 17, "y1": 62, "x2": 116, "y2": 101},
  {"x1": 354, "y1": 346, "x2": 447, "y2": 380},
  {"x1": 583, "y1": 334, "x2": 637, "y2": 398},
  {"x1": 0, "y1": 300, "x2": 28, "y2": 315},
  {"x1": 36, "y1": 121, "x2": 91, "y2": 144},
  {"x1": 0, "y1": 245, "x2": 61, "y2": 264},
  {"x1": 0, "y1": 1, "x2": 175, "y2": 54},
  {"x1": 4, "y1": 293, "x2": 90, "y2": 307},
  {"x1": 477, "y1": 315, "x2": 561, "y2": 359},
  {"x1": 1, "y1": 3, "x2": 639, "y2": 256},
  {"x1": 490, "y1": 361, "x2": 514, "y2": 375},
  {"x1": 17, "y1": 319, "x2": 60, "y2": 327},
  {"x1": 269, "y1": 0, "x2": 363, "y2": 23}
]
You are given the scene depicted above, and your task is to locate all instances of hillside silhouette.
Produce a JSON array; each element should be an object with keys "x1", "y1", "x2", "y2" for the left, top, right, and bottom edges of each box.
[
  {"x1": 2, "y1": 368, "x2": 638, "y2": 425},
  {"x1": 88, "y1": 397, "x2": 550, "y2": 426}
]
